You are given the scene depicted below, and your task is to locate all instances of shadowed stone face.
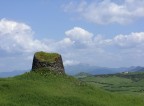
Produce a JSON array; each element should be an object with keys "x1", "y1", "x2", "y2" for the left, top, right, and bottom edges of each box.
[{"x1": 32, "y1": 51, "x2": 65, "y2": 74}]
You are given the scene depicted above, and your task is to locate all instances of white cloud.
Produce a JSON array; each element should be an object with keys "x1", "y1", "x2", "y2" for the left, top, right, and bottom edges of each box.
[
  {"x1": 64, "y1": 60, "x2": 80, "y2": 66},
  {"x1": 65, "y1": 27, "x2": 93, "y2": 41},
  {"x1": 64, "y1": 0, "x2": 144, "y2": 24},
  {"x1": 112, "y1": 32, "x2": 144, "y2": 48},
  {"x1": 0, "y1": 19, "x2": 49, "y2": 53},
  {"x1": 58, "y1": 38, "x2": 74, "y2": 48},
  {"x1": 65, "y1": 27, "x2": 93, "y2": 47}
]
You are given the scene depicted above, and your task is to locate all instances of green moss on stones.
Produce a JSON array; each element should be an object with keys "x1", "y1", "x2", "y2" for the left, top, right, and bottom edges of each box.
[{"x1": 35, "y1": 51, "x2": 60, "y2": 63}]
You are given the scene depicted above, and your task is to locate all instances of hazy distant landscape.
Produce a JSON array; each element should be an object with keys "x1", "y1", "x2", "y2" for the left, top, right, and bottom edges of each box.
[{"x1": 1, "y1": 65, "x2": 144, "y2": 77}]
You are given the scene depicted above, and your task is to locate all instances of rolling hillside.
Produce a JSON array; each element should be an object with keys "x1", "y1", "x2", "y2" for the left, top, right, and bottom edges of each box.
[
  {"x1": 0, "y1": 70, "x2": 144, "y2": 106},
  {"x1": 79, "y1": 72, "x2": 144, "y2": 93}
]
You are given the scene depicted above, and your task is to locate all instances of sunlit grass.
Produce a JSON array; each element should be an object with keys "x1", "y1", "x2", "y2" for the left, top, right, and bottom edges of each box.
[{"x1": 0, "y1": 71, "x2": 144, "y2": 106}]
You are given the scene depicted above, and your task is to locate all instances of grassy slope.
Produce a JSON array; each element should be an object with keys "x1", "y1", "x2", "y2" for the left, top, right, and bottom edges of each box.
[
  {"x1": 79, "y1": 72, "x2": 144, "y2": 92},
  {"x1": 0, "y1": 71, "x2": 144, "y2": 106}
]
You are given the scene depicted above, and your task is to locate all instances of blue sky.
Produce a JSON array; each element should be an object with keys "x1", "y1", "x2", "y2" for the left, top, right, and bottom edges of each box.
[{"x1": 0, "y1": 0, "x2": 144, "y2": 72}]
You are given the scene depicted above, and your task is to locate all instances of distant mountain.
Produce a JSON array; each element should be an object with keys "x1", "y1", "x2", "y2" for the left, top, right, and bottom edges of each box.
[
  {"x1": 1, "y1": 65, "x2": 144, "y2": 78},
  {"x1": 0, "y1": 70, "x2": 29, "y2": 78},
  {"x1": 136, "y1": 68, "x2": 144, "y2": 72},
  {"x1": 128, "y1": 66, "x2": 144, "y2": 72},
  {"x1": 65, "y1": 64, "x2": 144, "y2": 75}
]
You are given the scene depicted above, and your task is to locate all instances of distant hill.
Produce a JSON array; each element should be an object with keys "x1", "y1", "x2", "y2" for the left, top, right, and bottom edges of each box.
[
  {"x1": 65, "y1": 64, "x2": 143, "y2": 75},
  {"x1": 128, "y1": 66, "x2": 144, "y2": 72},
  {"x1": 1, "y1": 65, "x2": 144, "y2": 78},
  {"x1": 136, "y1": 68, "x2": 144, "y2": 72},
  {"x1": 74, "y1": 72, "x2": 92, "y2": 78}
]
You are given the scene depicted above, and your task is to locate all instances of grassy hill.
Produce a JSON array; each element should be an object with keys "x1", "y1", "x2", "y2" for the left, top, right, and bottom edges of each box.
[
  {"x1": 0, "y1": 70, "x2": 144, "y2": 106},
  {"x1": 79, "y1": 72, "x2": 144, "y2": 93}
]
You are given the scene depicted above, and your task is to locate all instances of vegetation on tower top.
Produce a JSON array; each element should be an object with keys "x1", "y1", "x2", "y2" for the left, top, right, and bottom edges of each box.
[{"x1": 34, "y1": 51, "x2": 60, "y2": 63}]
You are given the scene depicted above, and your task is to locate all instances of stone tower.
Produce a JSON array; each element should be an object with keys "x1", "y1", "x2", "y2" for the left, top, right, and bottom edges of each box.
[{"x1": 32, "y1": 51, "x2": 65, "y2": 74}]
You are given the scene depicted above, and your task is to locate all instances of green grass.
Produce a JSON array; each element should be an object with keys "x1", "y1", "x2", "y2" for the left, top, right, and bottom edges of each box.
[
  {"x1": 35, "y1": 51, "x2": 60, "y2": 62},
  {"x1": 79, "y1": 72, "x2": 144, "y2": 93},
  {"x1": 0, "y1": 70, "x2": 144, "y2": 106}
]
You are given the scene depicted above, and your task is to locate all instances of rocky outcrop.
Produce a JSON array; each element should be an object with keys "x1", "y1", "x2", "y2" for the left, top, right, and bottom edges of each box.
[{"x1": 32, "y1": 51, "x2": 65, "y2": 74}]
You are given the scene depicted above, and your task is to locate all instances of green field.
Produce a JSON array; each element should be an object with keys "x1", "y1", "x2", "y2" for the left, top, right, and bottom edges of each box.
[
  {"x1": 0, "y1": 70, "x2": 144, "y2": 106},
  {"x1": 78, "y1": 72, "x2": 144, "y2": 93}
]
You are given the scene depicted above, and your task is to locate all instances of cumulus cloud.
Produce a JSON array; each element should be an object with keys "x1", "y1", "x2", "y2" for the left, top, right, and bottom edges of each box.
[
  {"x1": 57, "y1": 38, "x2": 74, "y2": 48},
  {"x1": 0, "y1": 19, "x2": 49, "y2": 53},
  {"x1": 65, "y1": 27, "x2": 93, "y2": 41},
  {"x1": 63, "y1": 60, "x2": 80, "y2": 66},
  {"x1": 64, "y1": 0, "x2": 144, "y2": 24},
  {"x1": 65, "y1": 27, "x2": 93, "y2": 48},
  {"x1": 112, "y1": 32, "x2": 144, "y2": 48}
]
